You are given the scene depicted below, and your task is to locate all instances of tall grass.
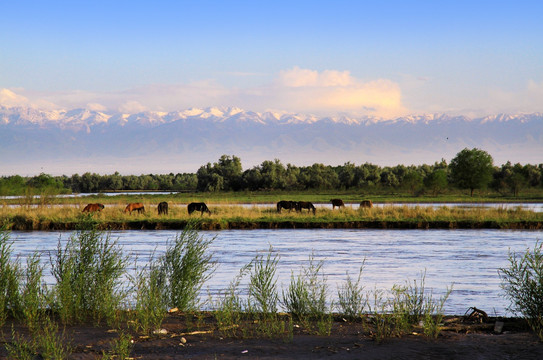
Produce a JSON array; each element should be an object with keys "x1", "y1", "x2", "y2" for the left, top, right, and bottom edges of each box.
[
  {"x1": 337, "y1": 261, "x2": 368, "y2": 320},
  {"x1": 213, "y1": 263, "x2": 251, "y2": 337},
  {"x1": 50, "y1": 228, "x2": 128, "y2": 325},
  {"x1": 160, "y1": 225, "x2": 216, "y2": 311},
  {"x1": 20, "y1": 252, "x2": 49, "y2": 331},
  {"x1": 283, "y1": 254, "x2": 332, "y2": 335},
  {"x1": 0, "y1": 229, "x2": 22, "y2": 325},
  {"x1": 248, "y1": 246, "x2": 280, "y2": 315},
  {"x1": 131, "y1": 256, "x2": 167, "y2": 334}
]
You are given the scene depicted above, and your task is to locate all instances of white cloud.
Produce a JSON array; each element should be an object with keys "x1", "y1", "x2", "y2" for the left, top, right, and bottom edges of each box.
[
  {"x1": 2, "y1": 68, "x2": 409, "y2": 118},
  {"x1": 273, "y1": 67, "x2": 408, "y2": 118},
  {"x1": 117, "y1": 101, "x2": 147, "y2": 113}
]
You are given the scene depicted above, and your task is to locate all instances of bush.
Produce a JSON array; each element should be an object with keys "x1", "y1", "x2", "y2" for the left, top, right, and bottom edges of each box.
[
  {"x1": 0, "y1": 229, "x2": 22, "y2": 324},
  {"x1": 50, "y1": 228, "x2": 128, "y2": 325},
  {"x1": 160, "y1": 226, "x2": 216, "y2": 311},
  {"x1": 500, "y1": 241, "x2": 543, "y2": 340}
]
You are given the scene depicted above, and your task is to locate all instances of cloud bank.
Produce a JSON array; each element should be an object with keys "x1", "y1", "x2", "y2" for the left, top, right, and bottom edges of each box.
[
  {"x1": 0, "y1": 67, "x2": 409, "y2": 118},
  {"x1": 2, "y1": 68, "x2": 542, "y2": 118}
]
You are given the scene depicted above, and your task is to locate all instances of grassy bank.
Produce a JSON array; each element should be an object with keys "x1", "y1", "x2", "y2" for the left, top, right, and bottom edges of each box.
[{"x1": 1, "y1": 203, "x2": 542, "y2": 230}]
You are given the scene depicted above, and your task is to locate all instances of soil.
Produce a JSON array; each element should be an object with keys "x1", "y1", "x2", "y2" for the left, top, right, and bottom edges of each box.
[{"x1": 1, "y1": 314, "x2": 542, "y2": 360}]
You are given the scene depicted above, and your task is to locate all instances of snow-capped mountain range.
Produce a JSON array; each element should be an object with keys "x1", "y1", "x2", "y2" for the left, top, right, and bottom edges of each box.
[{"x1": 1, "y1": 105, "x2": 541, "y2": 175}]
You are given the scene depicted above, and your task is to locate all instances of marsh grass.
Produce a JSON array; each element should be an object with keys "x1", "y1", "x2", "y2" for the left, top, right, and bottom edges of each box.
[
  {"x1": 50, "y1": 228, "x2": 128, "y2": 325},
  {"x1": 1, "y1": 202, "x2": 541, "y2": 231}
]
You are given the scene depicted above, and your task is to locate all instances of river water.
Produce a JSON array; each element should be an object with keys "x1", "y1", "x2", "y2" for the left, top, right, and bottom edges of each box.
[{"x1": 7, "y1": 228, "x2": 543, "y2": 316}]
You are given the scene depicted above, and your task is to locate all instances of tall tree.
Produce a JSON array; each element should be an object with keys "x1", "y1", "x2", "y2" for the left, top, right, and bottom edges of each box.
[{"x1": 449, "y1": 148, "x2": 494, "y2": 196}]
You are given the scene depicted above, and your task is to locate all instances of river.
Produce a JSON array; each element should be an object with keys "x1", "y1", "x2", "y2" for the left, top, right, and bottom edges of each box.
[{"x1": 7, "y1": 228, "x2": 543, "y2": 316}]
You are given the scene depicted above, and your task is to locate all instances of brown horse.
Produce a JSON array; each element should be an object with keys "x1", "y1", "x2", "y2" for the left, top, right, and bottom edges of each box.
[
  {"x1": 188, "y1": 202, "x2": 211, "y2": 215},
  {"x1": 297, "y1": 201, "x2": 316, "y2": 215},
  {"x1": 157, "y1": 201, "x2": 168, "y2": 215},
  {"x1": 82, "y1": 203, "x2": 104, "y2": 212},
  {"x1": 360, "y1": 200, "x2": 373, "y2": 208},
  {"x1": 277, "y1": 200, "x2": 297, "y2": 213},
  {"x1": 330, "y1": 199, "x2": 345, "y2": 210},
  {"x1": 124, "y1": 202, "x2": 145, "y2": 214}
]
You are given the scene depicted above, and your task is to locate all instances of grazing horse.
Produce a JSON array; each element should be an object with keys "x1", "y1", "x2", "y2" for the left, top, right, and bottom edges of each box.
[
  {"x1": 360, "y1": 200, "x2": 373, "y2": 208},
  {"x1": 330, "y1": 199, "x2": 345, "y2": 210},
  {"x1": 82, "y1": 203, "x2": 104, "y2": 212},
  {"x1": 124, "y1": 202, "x2": 145, "y2": 214},
  {"x1": 297, "y1": 201, "x2": 316, "y2": 215},
  {"x1": 188, "y1": 202, "x2": 211, "y2": 215},
  {"x1": 157, "y1": 201, "x2": 168, "y2": 215},
  {"x1": 277, "y1": 200, "x2": 297, "y2": 213}
]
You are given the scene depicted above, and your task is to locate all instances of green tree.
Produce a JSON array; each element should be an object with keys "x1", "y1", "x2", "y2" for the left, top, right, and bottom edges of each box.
[
  {"x1": 449, "y1": 148, "x2": 494, "y2": 196},
  {"x1": 424, "y1": 169, "x2": 448, "y2": 196},
  {"x1": 196, "y1": 155, "x2": 243, "y2": 192},
  {"x1": 402, "y1": 171, "x2": 423, "y2": 195}
]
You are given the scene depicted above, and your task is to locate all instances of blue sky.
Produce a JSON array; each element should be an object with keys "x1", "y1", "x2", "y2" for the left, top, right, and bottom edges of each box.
[{"x1": 1, "y1": 0, "x2": 542, "y2": 117}]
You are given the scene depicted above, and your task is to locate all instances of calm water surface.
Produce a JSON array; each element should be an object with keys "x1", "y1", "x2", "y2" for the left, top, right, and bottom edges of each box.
[{"x1": 8, "y1": 229, "x2": 543, "y2": 315}]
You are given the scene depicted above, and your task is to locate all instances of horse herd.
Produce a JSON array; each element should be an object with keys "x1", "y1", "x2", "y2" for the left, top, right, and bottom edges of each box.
[
  {"x1": 276, "y1": 198, "x2": 373, "y2": 215},
  {"x1": 82, "y1": 201, "x2": 211, "y2": 215},
  {"x1": 82, "y1": 198, "x2": 373, "y2": 215}
]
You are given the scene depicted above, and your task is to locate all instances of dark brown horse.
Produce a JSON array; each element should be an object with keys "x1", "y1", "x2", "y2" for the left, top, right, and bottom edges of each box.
[
  {"x1": 277, "y1": 200, "x2": 297, "y2": 213},
  {"x1": 297, "y1": 201, "x2": 316, "y2": 215},
  {"x1": 330, "y1": 199, "x2": 345, "y2": 210},
  {"x1": 157, "y1": 201, "x2": 168, "y2": 215},
  {"x1": 360, "y1": 200, "x2": 373, "y2": 208},
  {"x1": 82, "y1": 203, "x2": 104, "y2": 212},
  {"x1": 124, "y1": 202, "x2": 145, "y2": 214},
  {"x1": 188, "y1": 202, "x2": 211, "y2": 215}
]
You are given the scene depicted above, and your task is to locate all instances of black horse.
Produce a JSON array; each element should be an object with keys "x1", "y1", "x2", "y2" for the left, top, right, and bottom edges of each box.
[
  {"x1": 330, "y1": 198, "x2": 345, "y2": 210},
  {"x1": 297, "y1": 201, "x2": 316, "y2": 215},
  {"x1": 188, "y1": 202, "x2": 211, "y2": 215},
  {"x1": 277, "y1": 200, "x2": 297, "y2": 213},
  {"x1": 157, "y1": 201, "x2": 168, "y2": 215}
]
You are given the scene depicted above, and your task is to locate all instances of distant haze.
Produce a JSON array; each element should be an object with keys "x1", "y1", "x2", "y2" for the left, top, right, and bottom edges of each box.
[{"x1": 1, "y1": 105, "x2": 541, "y2": 176}]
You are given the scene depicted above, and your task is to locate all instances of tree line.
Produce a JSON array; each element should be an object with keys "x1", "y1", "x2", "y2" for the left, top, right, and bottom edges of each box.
[{"x1": 1, "y1": 149, "x2": 542, "y2": 197}]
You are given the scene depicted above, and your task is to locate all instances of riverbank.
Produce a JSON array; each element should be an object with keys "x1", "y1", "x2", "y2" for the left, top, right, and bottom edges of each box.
[
  {"x1": 3, "y1": 218, "x2": 543, "y2": 231},
  {"x1": 1, "y1": 313, "x2": 541, "y2": 360}
]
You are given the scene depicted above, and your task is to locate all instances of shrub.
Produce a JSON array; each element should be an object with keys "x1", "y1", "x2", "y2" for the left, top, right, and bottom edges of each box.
[
  {"x1": 337, "y1": 261, "x2": 367, "y2": 320},
  {"x1": 0, "y1": 229, "x2": 22, "y2": 324},
  {"x1": 160, "y1": 226, "x2": 216, "y2": 311},
  {"x1": 499, "y1": 241, "x2": 543, "y2": 340},
  {"x1": 50, "y1": 228, "x2": 128, "y2": 324}
]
